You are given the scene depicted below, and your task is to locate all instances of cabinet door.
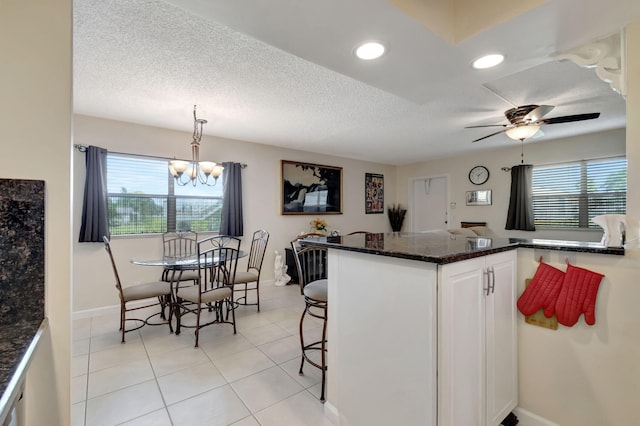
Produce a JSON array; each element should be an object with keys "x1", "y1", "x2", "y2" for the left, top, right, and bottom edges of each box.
[
  {"x1": 485, "y1": 250, "x2": 518, "y2": 425},
  {"x1": 439, "y1": 257, "x2": 486, "y2": 426}
]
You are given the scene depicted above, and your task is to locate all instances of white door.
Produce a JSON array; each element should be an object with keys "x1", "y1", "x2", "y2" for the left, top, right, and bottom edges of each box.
[{"x1": 412, "y1": 176, "x2": 448, "y2": 231}]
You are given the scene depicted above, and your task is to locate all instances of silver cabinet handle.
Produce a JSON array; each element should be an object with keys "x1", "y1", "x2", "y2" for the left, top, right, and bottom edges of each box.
[
  {"x1": 483, "y1": 269, "x2": 491, "y2": 296},
  {"x1": 483, "y1": 267, "x2": 496, "y2": 296},
  {"x1": 489, "y1": 267, "x2": 496, "y2": 294}
]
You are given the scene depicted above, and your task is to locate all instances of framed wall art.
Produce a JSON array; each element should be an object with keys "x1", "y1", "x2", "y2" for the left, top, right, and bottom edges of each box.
[
  {"x1": 281, "y1": 160, "x2": 343, "y2": 215},
  {"x1": 365, "y1": 173, "x2": 384, "y2": 214},
  {"x1": 466, "y1": 189, "x2": 492, "y2": 206}
]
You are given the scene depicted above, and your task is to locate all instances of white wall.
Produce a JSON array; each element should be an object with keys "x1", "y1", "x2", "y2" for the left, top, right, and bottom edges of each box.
[
  {"x1": 1, "y1": 0, "x2": 72, "y2": 424},
  {"x1": 516, "y1": 248, "x2": 640, "y2": 426},
  {"x1": 395, "y1": 127, "x2": 626, "y2": 242},
  {"x1": 73, "y1": 115, "x2": 395, "y2": 313}
]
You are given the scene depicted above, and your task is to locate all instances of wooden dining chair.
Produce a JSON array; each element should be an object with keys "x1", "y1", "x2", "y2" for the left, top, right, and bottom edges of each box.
[
  {"x1": 174, "y1": 235, "x2": 241, "y2": 347},
  {"x1": 232, "y1": 229, "x2": 269, "y2": 312},
  {"x1": 103, "y1": 236, "x2": 173, "y2": 342}
]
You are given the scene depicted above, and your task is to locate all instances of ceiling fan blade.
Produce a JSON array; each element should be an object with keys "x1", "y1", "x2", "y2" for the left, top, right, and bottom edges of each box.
[
  {"x1": 524, "y1": 105, "x2": 554, "y2": 122},
  {"x1": 472, "y1": 128, "x2": 509, "y2": 143},
  {"x1": 538, "y1": 112, "x2": 600, "y2": 125},
  {"x1": 465, "y1": 124, "x2": 509, "y2": 129}
]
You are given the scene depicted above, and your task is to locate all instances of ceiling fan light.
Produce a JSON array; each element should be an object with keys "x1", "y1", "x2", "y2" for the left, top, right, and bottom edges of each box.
[
  {"x1": 355, "y1": 42, "x2": 386, "y2": 60},
  {"x1": 472, "y1": 53, "x2": 505, "y2": 69},
  {"x1": 505, "y1": 125, "x2": 540, "y2": 141}
]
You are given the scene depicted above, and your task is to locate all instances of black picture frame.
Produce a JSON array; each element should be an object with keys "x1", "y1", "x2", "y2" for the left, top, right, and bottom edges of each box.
[
  {"x1": 281, "y1": 160, "x2": 343, "y2": 215},
  {"x1": 365, "y1": 173, "x2": 384, "y2": 214}
]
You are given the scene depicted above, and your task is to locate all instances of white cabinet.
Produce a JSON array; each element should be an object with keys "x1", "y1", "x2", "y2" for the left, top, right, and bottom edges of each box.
[
  {"x1": 438, "y1": 250, "x2": 517, "y2": 426},
  {"x1": 326, "y1": 250, "x2": 438, "y2": 426},
  {"x1": 326, "y1": 248, "x2": 516, "y2": 426}
]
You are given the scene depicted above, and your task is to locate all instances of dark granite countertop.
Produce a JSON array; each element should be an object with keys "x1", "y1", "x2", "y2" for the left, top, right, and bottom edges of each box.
[
  {"x1": 509, "y1": 237, "x2": 625, "y2": 255},
  {"x1": 301, "y1": 232, "x2": 623, "y2": 264},
  {"x1": 0, "y1": 319, "x2": 46, "y2": 425}
]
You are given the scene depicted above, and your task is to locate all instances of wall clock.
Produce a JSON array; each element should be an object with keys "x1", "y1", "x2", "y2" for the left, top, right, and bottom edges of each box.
[{"x1": 469, "y1": 165, "x2": 489, "y2": 185}]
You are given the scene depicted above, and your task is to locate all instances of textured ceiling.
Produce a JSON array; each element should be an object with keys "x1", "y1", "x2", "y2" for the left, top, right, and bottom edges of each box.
[{"x1": 73, "y1": 0, "x2": 638, "y2": 165}]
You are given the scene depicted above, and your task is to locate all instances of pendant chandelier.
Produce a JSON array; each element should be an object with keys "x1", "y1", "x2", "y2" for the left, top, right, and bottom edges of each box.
[{"x1": 169, "y1": 105, "x2": 223, "y2": 186}]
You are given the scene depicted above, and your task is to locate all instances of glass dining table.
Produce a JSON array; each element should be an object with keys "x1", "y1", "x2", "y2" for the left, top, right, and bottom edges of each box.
[
  {"x1": 131, "y1": 251, "x2": 247, "y2": 274},
  {"x1": 130, "y1": 250, "x2": 247, "y2": 328}
]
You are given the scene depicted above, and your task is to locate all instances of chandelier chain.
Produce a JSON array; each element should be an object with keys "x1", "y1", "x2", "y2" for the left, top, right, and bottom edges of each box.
[{"x1": 169, "y1": 105, "x2": 223, "y2": 186}]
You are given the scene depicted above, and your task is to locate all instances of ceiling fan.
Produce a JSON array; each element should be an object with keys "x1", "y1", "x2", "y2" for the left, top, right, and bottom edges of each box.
[{"x1": 466, "y1": 104, "x2": 600, "y2": 143}]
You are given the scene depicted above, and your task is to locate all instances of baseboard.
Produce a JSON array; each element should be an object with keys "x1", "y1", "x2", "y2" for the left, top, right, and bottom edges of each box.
[
  {"x1": 261, "y1": 278, "x2": 276, "y2": 286},
  {"x1": 513, "y1": 407, "x2": 561, "y2": 426},
  {"x1": 323, "y1": 401, "x2": 339, "y2": 424},
  {"x1": 72, "y1": 300, "x2": 150, "y2": 320}
]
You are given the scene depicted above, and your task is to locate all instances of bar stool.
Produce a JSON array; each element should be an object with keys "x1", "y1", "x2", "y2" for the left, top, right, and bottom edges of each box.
[
  {"x1": 290, "y1": 233, "x2": 326, "y2": 293},
  {"x1": 291, "y1": 242, "x2": 328, "y2": 402}
]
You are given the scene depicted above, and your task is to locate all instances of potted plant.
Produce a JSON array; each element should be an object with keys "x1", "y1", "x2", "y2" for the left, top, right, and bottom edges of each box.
[{"x1": 387, "y1": 204, "x2": 407, "y2": 232}]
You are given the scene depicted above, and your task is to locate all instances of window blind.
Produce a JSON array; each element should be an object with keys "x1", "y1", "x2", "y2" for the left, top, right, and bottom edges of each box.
[
  {"x1": 532, "y1": 157, "x2": 626, "y2": 229},
  {"x1": 106, "y1": 154, "x2": 223, "y2": 235}
]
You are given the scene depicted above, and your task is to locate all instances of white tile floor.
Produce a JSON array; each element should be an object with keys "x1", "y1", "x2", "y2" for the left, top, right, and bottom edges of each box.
[{"x1": 72, "y1": 282, "x2": 334, "y2": 426}]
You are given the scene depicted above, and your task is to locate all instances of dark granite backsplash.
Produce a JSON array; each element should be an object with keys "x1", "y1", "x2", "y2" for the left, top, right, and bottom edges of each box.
[
  {"x1": 0, "y1": 179, "x2": 45, "y2": 323},
  {"x1": 0, "y1": 178, "x2": 45, "y2": 408}
]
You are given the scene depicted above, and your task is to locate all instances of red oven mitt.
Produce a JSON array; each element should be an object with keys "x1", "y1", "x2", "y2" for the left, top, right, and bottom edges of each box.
[
  {"x1": 555, "y1": 263, "x2": 605, "y2": 326},
  {"x1": 517, "y1": 260, "x2": 565, "y2": 317}
]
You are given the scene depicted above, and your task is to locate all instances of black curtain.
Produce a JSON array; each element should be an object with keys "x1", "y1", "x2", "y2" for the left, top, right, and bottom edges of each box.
[
  {"x1": 219, "y1": 162, "x2": 244, "y2": 236},
  {"x1": 79, "y1": 145, "x2": 110, "y2": 242},
  {"x1": 505, "y1": 164, "x2": 536, "y2": 231}
]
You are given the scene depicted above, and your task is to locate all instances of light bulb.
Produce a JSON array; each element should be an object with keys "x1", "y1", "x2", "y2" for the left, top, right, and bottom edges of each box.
[
  {"x1": 472, "y1": 54, "x2": 505, "y2": 69},
  {"x1": 199, "y1": 161, "x2": 216, "y2": 174},
  {"x1": 355, "y1": 42, "x2": 385, "y2": 60}
]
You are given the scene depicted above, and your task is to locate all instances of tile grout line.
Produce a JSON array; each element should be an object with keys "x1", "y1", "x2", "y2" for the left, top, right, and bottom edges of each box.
[
  {"x1": 76, "y1": 284, "x2": 327, "y2": 425},
  {"x1": 80, "y1": 317, "x2": 92, "y2": 426},
  {"x1": 138, "y1": 328, "x2": 175, "y2": 426}
]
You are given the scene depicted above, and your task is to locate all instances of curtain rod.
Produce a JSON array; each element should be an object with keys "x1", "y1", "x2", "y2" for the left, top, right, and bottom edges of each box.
[
  {"x1": 74, "y1": 144, "x2": 247, "y2": 168},
  {"x1": 501, "y1": 154, "x2": 625, "y2": 171}
]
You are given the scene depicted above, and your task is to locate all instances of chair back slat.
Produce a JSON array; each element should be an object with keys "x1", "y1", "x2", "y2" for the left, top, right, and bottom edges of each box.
[
  {"x1": 198, "y1": 235, "x2": 241, "y2": 251},
  {"x1": 247, "y1": 229, "x2": 269, "y2": 272},
  {"x1": 163, "y1": 231, "x2": 197, "y2": 258},
  {"x1": 291, "y1": 244, "x2": 328, "y2": 288},
  {"x1": 197, "y1": 235, "x2": 241, "y2": 294}
]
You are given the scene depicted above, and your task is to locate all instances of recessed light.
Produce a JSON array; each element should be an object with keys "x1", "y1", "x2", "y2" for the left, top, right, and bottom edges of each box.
[
  {"x1": 355, "y1": 42, "x2": 386, "y2": 60},
  {"x1": 472, "y1": 53, "x2": 505, "y2": 69}
]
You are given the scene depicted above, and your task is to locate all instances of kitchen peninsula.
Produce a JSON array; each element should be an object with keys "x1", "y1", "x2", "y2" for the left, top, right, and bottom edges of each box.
[{"x1": 303, "y1": 232, "x2": 622, "y2": 426}]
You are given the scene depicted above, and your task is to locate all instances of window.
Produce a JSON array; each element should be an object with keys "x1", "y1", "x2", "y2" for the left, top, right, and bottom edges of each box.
[
  {"x1": 532, "y1": 157, "x2": 626, "y2": 229},
  {"x1": 106, "y1": 154, "x2": 223, "y2": 235}
]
